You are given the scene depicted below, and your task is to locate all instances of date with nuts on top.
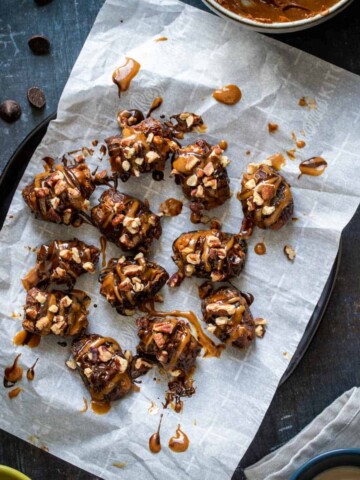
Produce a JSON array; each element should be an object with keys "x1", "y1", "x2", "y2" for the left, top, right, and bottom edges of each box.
[
  {"x1": 238, "y1": 162, "x2": 294, "y2": 231},
  {"x1": 171, "y1": 139, "x2": 231, "y2": 220},
  {"x1": 71, "y1": 334, "x2": 134, "y2": 403},
  {"x1": 23, "y1": 288, "x2": 90, "y2": 337},
  {"x1": 201, "y1": 285, "x2": 255, "y2": 349},
  {"x1": 91, "y1": 188, "x2": 162, "y2": 253},
  {"x1": 22, "y1": 239, "x2": 100, "y2": 291},
  {"x1": 22, "y1": 157, "x2": 95, "y2": 227},
  {"x1": 105, "y1": 110, "x2": 204, "y2": 181},
  {"x1": 169, "y1": 229, "x2": 247, "y2": 287},
  {"x1": 99, "y1": 253, "x2": 169, "y2": 316}
]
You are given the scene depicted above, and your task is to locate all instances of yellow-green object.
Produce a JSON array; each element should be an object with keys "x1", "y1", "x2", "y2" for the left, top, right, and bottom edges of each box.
[{"x1": 0, "y1": 466, "x2": 31, "y2": 480}]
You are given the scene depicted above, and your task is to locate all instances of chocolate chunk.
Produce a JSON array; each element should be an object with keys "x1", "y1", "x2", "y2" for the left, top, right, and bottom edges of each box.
[
  {"x1": 28, "y1": 35, "x2": 50, "y2": 55},
  {"x1": 0, "y1": 100, "x2": 22, "y2": 123},
  {"x1": 27, "y1": 87, "x2": 46, "y2": 109}
]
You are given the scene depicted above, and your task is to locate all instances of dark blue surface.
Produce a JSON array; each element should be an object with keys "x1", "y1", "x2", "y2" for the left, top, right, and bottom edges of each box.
[{"x1": 1, "y1": 1, "x2": 360, "y2": 479}]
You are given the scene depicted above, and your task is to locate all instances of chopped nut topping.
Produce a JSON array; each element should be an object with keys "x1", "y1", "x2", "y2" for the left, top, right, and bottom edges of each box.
[
  {"x1": 48, "y1": 304, "x2": 59, "y2": 313},
  {"x1": 98, "y1": 346, "x2": 113, "y2": 363},
  {"x1": 82, "y1": 262, "x2": 95, "y2": 272},
  {"x1": 186, "y1": 174, "x2": 198, "y2": 187},
  {"x1": 262, "y1": 205, "x2": 276, "y2": 216},
  {"x1": 84, "y1": 367, "x2": 93, "y2": 378},
  {"x1": 284, "y1": 245, "x2": 296, "y2": 261},
  {"x1": 66, "y1": 359, "x2": 77, "y2": 370},
  {"x1": 35, "y1": 292, "x2": 47, "y2": 304}
]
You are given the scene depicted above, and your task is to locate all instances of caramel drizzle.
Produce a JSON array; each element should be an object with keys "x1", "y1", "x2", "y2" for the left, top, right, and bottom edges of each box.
[
  {"x1": 8, "y1": 387, "x2": 23, "y2": 399},
  {"x1": 26, "y1": 358, "x2": 39, "y2": 381},
  {"x1": 213, "y1": 85, "x2": 242, "y2": 105},
  {"x1": 299, "y1": 157, "x2": 327, "y2": 177},
  {"x1": 100, "y1": 235, "x2": 107, "y2": 267},
  {"x1": 13, "y1": 330, "x2": 41, "y2": 348},
  {"x1": 147, "y1": 97, "x2": 163, "y2": 117},
  {"x1": 4, "y1": 353, "x2": 23, "y2": 388},
  {"x1": 168, "y1": 424, "x2": 189, "y2": 453},
  {"x1": 112, "y1": 57, "x2": 141, "y2": 95},
  {"x1": 149, "y1": 413, "x2": 163, "y2": 454}
]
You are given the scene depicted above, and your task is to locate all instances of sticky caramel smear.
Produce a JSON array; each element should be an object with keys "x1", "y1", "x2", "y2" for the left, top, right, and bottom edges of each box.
[
  {"x1": 100, "y1": 235, "x2": 107, "y2": 268},
  {"x1": 219, "y1": 139, "x2": 228, "y2": 150},
  {"x1": 296, "y1": 140, "x2": 306, "y2": 149},
  {"x1": 91, "y1": 400, "x2": 111, "y2": 415},
  {"x1": 113, "y1": 462, "x2": 127, "y2": 468},
  {"x1": 213, "y1": 85, "x2": 242, "y2": 105},
  {"x1": 112, "y1": 57, "x2": 141, "y2": 96},
  {"x1": 254, "y1": 242, "x2": 266, "y2": 255},
  {"x1": 26, "y1": 358, "x2": 39, "y2": 381},
  {"x1": 299, "y1": 157, "x2": 327, "y2": 177},
  {"x1": 148, "y1": 401, "x2": 159, "y2": 415},
  {"x1": 13, "y1": 330, "x2": 41, "y2": 348},
  {"x1": 268, "y1": 122, "x2": 278, "y2": 134},
  {"x1": 147, "y1": 96, "x2": 163, "y2": 117},
  {"x1": 149, "y1": 414, "x2": 163, "y2": 454},
  {"x1": 8, "y1": 387, "x2": 23, "y2": 399},
  {"x1": 286, "y1": 149, "x2": 296, "y2": 160},
  {"x1": 267, "y1": 153, "x2": 286, "y2": 171},
  {"x1": 298, "y1": 96, "x2": 317, "y2": 109},
  {"x1": 4, "y1": 353, "x2": 23, "y2": 387},
  {"x1": 80, "y1": 397, "x2": 88, "y2": 413},
  {"x1": 155, "y1": 36, "x2": 168, "y2": 42},
  {"x1": 168, "y1": 424, "x2": 189, "y2": 453},
  {"x1": 159, "y1": 198, "x2": 183, "y2": 217}
]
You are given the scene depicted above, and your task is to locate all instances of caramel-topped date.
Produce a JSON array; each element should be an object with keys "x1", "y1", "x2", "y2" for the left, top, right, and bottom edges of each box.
[
  {"x1": 201, "y1": 286, "x2": 255, "y2": 348},
  {"x1": 72, "y1": 334, "x2": 133, "y2": 402},
  {"x1": 169, "y1": 229, "x2": 247, "y2": 287},
  {"x1": 99, "y1": 253, "x2": 169, "y2": 316},
  {"x1": 22, "y1": 239, "x2": 100, "y2": 291},
  {"x1": 105, "y1": 117, "x2": 178, "y2": 181},
  {"x1": 136, "y1": 315, "x2": 201, "y2": 376},
  {"x1": 22, "y1": 158, "x2": 95, "y2": 226},
  {"x1": 171, "y1": 139, "x2": 231, "y2": 212},
  {"x1": 91, "y1": 188, "x2": 162, "y2": 253},
  {"x1": 238, "y1": 163, "x2": 294, "y2": 230},
  {"x1": 23, "y1": 288, "x2": 90, "y2": 337}
]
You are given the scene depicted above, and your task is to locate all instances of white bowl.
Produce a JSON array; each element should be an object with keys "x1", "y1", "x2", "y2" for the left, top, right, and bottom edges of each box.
[{"x1": 201, "y1": 0, "x2": 353, "y2": 33}]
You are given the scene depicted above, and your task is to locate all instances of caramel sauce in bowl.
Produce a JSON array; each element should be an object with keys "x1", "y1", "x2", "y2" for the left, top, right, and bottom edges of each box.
[{"x1": 202, "y1": 0, "x2": 353, "y2": 34}]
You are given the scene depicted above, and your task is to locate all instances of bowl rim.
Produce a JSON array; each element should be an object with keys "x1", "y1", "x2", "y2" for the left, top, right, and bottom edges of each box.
[
  {"x1": 290, "y1": 448, "x2": 360, "y2": 480},
  {"x1": 204, "y1": 0, "x2": 352, "y2": 29},
  {"x1": 0, "y1": 465, "x2": 31, "y2": 480}
]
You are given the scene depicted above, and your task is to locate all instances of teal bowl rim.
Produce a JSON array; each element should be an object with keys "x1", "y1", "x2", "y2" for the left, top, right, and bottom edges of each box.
[{"x1": 290, "y1": 448, "x2": 360, "y2": 480}]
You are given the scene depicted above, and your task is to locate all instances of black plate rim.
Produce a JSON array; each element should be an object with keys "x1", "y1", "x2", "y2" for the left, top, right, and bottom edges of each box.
[{"x1": 0, "y1": 113, "x2": 340, "y2": 384}]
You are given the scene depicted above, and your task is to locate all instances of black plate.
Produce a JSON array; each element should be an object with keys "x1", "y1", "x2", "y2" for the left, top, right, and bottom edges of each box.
[{"x1": 0, "y1": 113, "x2": 341, "y2": 383}]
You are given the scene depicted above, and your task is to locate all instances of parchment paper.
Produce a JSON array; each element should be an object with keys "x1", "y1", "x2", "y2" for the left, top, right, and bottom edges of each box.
[{"x1": 1, "y1": 1, "x2": 360, "y2": 479}]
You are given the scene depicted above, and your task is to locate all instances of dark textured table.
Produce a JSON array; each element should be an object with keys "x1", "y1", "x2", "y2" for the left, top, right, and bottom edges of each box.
[{"x1": 1, "y1": 1, "x2": 359, "y2": 479}]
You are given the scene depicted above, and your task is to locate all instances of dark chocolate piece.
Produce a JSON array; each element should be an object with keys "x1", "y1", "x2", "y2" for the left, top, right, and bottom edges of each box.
[
  {"x1": 99, "y1": 253, "x2": 169, "y2": 315},
  {"x1": 72, "y1": 334, "x2": 133, "y2": 402},
  {"x1": 0, "y1": 100, "x2": 21, "y2": 123},
  {"x1": 201, "y1": 286, "x2": 255, "y2": 348},
  {"x1": 28, "y1": 35, "x2": 50, "y2": 55},
  {"x1": 238, "y1": 162, "x2": 294, "y2": 230},
  {"x1": 22, "y1": 239, "x2": 100, "y2": 291},
  {"x1": 91, "y1": 188, "x2": 161, "y2": 253},
  {"x1": 27, "y1": 87, "x2": 46, "y2": 109},
  {"x1": 23, "y1": 288, "x2": 90, "y2": 337},
  {"x1": 169, "y1": 229, "x2": 247, "y2": 286},
  {"x1": 22, "y1": 158, "x2": 95, "y2": 226}
]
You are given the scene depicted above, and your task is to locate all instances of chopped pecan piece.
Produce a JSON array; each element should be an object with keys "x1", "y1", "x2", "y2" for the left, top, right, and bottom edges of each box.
[
  {"x1": 171, "y1": 139, "x2": 230, "y2": 214},
  {"x1": 201, "y1": 286, "x2": 255, "y2": 348},
  {"x1": 169, "y1": 229, "x2": 247, "y2": 287},
  {"x1": 238, "y1": 163, "x2": 294, "y2": 230},
  {"x1": 22, "y1": 157, "x2": 95, "y2": 226},
  {"x1": 22, "y1": 239, "x2": 100, "y2": 291},
  {"x1": 23, "y1": 288, "x2": 90, "y2": 337},
  {"x1": 71, "y1": 334, "x2": 133, "y2": 402},
  {"x1": 99, "y1": 254, "x2": 169, "y2": 315},
  {"x1": 91, "y1": 188, "x2": 162, "y2": 253}
]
